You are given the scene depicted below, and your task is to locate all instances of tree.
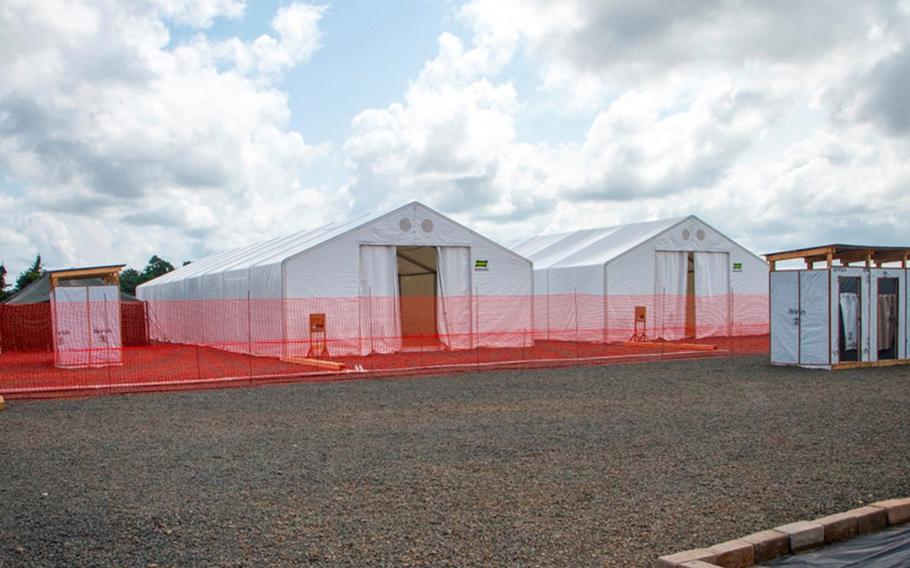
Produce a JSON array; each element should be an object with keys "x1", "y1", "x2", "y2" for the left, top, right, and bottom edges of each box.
[
  {"x1": 119, "y1": 267, "x2": 143, "y2": 297},
  {"x1": 120, "y1": 255, "x2": 176, "y2": 296},
  {"x1": 15, "y1": 254, "x2": 43, "y2": 293},
  {"x1": 142, "y1": 255, "x2": 175, "y2": 280},
  {"x1": 0, "y1": 263, "x2": 9, "y2": 302}
]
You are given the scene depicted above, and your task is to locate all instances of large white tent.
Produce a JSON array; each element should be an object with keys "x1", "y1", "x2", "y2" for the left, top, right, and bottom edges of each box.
[
  {"x1": 137, "y1": 202, "x2": 533, "y2": 358},
  {"x1": 511, "y1": 215, "x2": 768, "y2": 342}
]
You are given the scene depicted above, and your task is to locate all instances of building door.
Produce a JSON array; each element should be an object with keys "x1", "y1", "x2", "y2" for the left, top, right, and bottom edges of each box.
[{"x1": 397, "y1": 246, "x2": 439, "y2": 349}]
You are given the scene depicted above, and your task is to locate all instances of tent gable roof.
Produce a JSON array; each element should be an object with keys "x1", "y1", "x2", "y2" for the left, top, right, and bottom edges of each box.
[
  {"x1": 512, "y1": 217, "x2": 686, "y2": 269},
  {"x1": 139, "y1": 201, "x2": 531, "y2": 292}
]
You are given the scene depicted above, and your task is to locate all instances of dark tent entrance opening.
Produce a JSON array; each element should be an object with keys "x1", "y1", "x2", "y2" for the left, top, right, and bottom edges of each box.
[
  {"x1": 877, "y1": 277, "x2": 899, "y2": 361},
  {"x1": 397, "y1": 246, "x2": 440, "y2": 350},
  {"x1": 838, "y1": 276, "x2": 861, "y2": 362},
  {"x1": 685, "y1": 252, "x2": 696, "y2": 339}
]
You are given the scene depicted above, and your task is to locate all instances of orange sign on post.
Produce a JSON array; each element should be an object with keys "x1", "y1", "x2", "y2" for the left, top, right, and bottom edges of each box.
[
  {"x1": 308, "y1": 313, "x2": 329, "y2": 357},
  {"x1": 630, "y1": 306, "x2": 649, "y2": 342}
]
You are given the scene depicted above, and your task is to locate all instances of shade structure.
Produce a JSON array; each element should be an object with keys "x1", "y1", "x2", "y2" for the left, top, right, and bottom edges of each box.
[
  {"x1": 137, "y1": 202, "x2": 534, "y2": 358},
  {"x1": 511, "y1": 215, "x2": 769, "y2": 343}
]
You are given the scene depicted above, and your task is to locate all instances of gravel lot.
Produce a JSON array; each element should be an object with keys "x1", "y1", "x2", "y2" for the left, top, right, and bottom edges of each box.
[{"x1": 1, "y1": 355, "x2": 908, "y2": 567}]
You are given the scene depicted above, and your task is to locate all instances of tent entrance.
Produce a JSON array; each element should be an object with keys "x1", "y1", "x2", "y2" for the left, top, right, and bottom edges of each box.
[
  {"x1": 877, "y1": 277, "x2": 898, "y2": 360},
  {"x1": 685, "y1": 252, "x2": 696, "y2": 339},
  {"x1": 838, "y1": 277, "x2": 861, "y2": 362},
  {"x1": 397, "y1": 246, "x2": 440, "y2": 350}
]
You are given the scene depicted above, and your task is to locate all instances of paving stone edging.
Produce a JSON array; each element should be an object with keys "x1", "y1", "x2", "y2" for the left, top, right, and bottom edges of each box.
[{"x1": 657, "y1": 497, "x2": 910, "y2": 568}]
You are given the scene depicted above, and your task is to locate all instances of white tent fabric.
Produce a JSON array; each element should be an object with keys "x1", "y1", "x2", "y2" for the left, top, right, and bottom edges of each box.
[
  {"x1": 694, "y1": 252, "x2": 730, "y2": 338},
  {"x1": 512, "y1": 215, "x2": 768, "y2": 343},
  {"x1": 770, "y1": 271, "x2": 799, "y2": 364},
  {"x1": 840, "y1": 293, "x2": 859, "y2": 351},
  {"x1": 359, "y1": 245, "x2": 401, "y2": 354},
  {"x1": 799, "y1": 269, "x2": 829, "y2": 366},
  {"x1": 52, "y1": 285, "x2": 122, "y2": 368},
  {"x1": 655, "y1": 251, "x2": 687, "y2": 340},
  {"x1": 436, "y1": 246, "x2": 471, "y2": 350},
  {"x1": 138, "y1": 202, "x2": 533, "y2": 358}
]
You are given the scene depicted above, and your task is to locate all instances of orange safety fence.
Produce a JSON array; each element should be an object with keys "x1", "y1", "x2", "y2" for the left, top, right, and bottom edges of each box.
[{"x1": 0, "y1": 294, "x2": 769, "y2": 399}]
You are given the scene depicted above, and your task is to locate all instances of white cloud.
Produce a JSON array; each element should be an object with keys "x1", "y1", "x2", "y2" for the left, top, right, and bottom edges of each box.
[
  {"x1": 342, "y1": 0, "x2": 910, "y2": 252},
  {"x1": 0, "y1": 0, "x2": 338, "y2": 276},
  {"x1": 153, "y1": 0, "x2": 246, "y2": 29}
]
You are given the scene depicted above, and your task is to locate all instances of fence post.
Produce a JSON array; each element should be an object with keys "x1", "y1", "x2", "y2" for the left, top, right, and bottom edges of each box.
[
  {"x1": 368, "y1": 285, "x2": 373, "y2": 355},
  {"x1": 574, "y1": 288, "x2": 580, "y2": 365},
  {"x1": 658, "y1": 286, "x2": 667, "y2": 359},
  {"x1": 247, "y1": 291, "x2": 253, "y2": 381},
  {"x1": 471, "y1": 286, "x2": 480, "y2": 369},
  {"x1": 105, "y1": 294, "x2": 113, "y2": 393}
]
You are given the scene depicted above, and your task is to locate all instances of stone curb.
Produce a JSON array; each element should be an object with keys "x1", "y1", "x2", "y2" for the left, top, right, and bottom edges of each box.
[{"x1": 656, "y1": 496, "x2": 910, "y2": 568}]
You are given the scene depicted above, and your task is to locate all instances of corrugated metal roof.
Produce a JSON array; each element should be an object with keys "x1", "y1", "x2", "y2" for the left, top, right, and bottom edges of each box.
[{"x1": 511, "y1": 217, "x2": 686, "y2": 269}]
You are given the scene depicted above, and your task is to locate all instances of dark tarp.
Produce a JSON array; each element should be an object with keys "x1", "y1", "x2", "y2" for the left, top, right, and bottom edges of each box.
[{"x1": 769, "y1": 524, "x2": 910, "y2": 568}]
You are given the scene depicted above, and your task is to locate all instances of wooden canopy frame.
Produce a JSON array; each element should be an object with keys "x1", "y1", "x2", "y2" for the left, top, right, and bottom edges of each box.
[
  {"x1": 765, "y1": 245, "x2": 910, "y2": 271},
  {"x1": 48, "y1": 264, "x2": 125, "y2": 289}
]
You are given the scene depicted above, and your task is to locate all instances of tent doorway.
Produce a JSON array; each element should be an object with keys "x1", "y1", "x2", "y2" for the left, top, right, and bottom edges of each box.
[
  {"x1": 838, "y1": 276, "x2": 861, "y2": 362},
  {"x1": 685, "y1": 252, "x2": 696, "y2": 339},
  {"x1": 397, "y1": 246, "x2": 440, "y2": 350},
  {"x1": 877, "y1": 278, "x2": 898, "y2": 360}
]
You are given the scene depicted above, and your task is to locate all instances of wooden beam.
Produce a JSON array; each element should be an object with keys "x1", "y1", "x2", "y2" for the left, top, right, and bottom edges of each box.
[
  {"x1": 833, "y1": 250, "x2": 873, "y2": 265},
  {"x1": 765, "y1": 246, "x2": 835, "y2": 263},
  {"x1": 50, "y1": 267, "x2": 123, "y2": 281},
  {"x1": 396, "y1": 251, "x2": 436, "y2": 275}
]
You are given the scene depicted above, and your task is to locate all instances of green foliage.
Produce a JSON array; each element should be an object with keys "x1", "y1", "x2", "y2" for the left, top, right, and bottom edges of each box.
[
  {"x1": 14, "y1": 254, "x2": 43, "y2": 293},
  {"x1": 0, "y1": 263, "x2": 9, "y2": 302},
  {"x1": 119, "y1": 267, "x2": 143, "y2": 297},
  {"x1": 142, "y1": 255, "x2": 175, "y2": 280},
  {"x1": 119, "y1": 256, "x2": 176, "y2": 296}
]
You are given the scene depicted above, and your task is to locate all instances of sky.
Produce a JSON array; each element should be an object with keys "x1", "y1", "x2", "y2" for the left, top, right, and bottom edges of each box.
[{"x1": 2, "y1": 0, "x2": 910, "y2": 277}]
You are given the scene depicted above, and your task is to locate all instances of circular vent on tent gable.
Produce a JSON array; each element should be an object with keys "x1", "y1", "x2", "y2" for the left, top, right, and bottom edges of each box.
[
  {"x1": 421, "y1": 219, "x2": 434, "y2": 233},
  {"x1": 696, "y1": 229, "x2": 706, "y2": 241},
  {"x1": 682, "y1": 228, "x2": 691, "y2": 240},
  {"x1": 399, "y1": 218, "x2": 412, "y2": 232}
]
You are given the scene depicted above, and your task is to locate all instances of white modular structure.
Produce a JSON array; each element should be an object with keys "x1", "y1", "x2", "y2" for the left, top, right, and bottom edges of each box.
[
  {"x1": 770, "y1": 265, "x2": 908, "y2": 369},
  {"x1": 511, "y1": 215, "x2": 769, "y2": 342},
  {"x1": 137, "y1": 202, "x2": 533, "y2": 357},
  {"x1": 51, "y1": 285, "x2": 123, "y2": 368}
]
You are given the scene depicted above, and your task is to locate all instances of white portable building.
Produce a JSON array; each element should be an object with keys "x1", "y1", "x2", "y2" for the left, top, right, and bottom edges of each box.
[
  {"x1": 511, "y1": 215, "x2": 768, "y2": 342},
  {"x1": 768, "y1": 245, "x2": 909, "y2": 369},
  {"x1": 137, "y1": 202, "x2": 533, "y2": 358},
  {"x1": 52, "y1": 285, "x2": 123, "y2": 368}
]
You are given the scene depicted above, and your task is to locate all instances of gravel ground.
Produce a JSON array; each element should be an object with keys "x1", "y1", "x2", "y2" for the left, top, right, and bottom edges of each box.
[{"x1": 1, "y1": 355, "x2": 908, "y2": 567}]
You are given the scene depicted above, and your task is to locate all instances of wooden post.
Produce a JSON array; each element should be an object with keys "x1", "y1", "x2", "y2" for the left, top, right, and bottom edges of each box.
[
  {"x1": 865, "y1": 251, "x2": 873, "y2": 268},
  {"x1": 826, "y1": 252, "x2": 833, "y2": 269},
  {"x1": 769, "y1": 260, "x2": 776, "y2": 271},
  {"x1": 805, "y1": 259, "x2": 813, "y2": 270}
]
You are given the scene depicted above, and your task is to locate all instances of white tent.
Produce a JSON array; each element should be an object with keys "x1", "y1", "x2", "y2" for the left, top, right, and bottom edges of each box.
[
  {"x1": 511, "y1": 215, "x2": 768, "y2": 342},
  {"x1": 137, "y1": 202, "x2": 533, "y2": 357}
]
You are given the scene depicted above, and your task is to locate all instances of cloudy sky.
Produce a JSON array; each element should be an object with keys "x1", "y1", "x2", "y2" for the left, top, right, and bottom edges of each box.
[{"x1": 2, "y1": 0, "x2": 910, "y2": 276}]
